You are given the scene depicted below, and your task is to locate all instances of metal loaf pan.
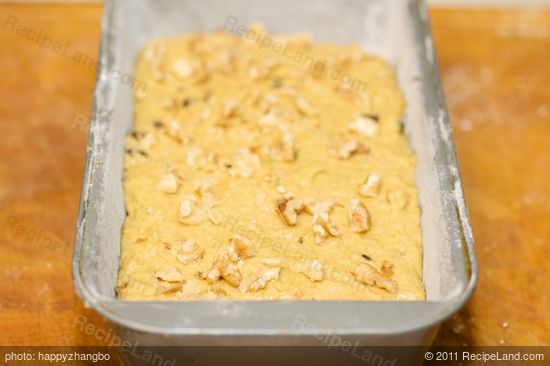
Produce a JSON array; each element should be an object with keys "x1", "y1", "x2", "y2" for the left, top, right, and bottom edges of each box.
[{"x1": 72, "y1": 0, "x2": 477, "y2": 361}]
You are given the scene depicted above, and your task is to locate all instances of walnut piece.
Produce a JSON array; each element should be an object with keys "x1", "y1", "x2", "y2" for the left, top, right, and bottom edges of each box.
[
  {"x1": 178, "y1": 196, "x2": 208, "y2": 225},
  {"x1": 211, "y1": 259, "x2": 242, "y2": 287},
  {"x1": 227, "y1": 236, "x2": 256, "y2": 262},
  {"x1": 176, "y1": 239, "x2": 204, "y2": 264},
  {"x1": 238, "y1": 275, "x2": 267, "y2": 293},
  {"x1": 333, "y1": 140, "x2": 369, "y2": 160},
  {"x1": 348, "y1": 115, "x2": 379, "y2": 138},
  {"x1": 354, "y1": 263, "x2": 398, "y2": 294},
  {"x1": 206, "y1": 268, "x2": 221, "y2": 284},
  {"x1": 172, "y1": 58, "x2": 194, "y2": 78},
  {"x1": 271, "y1": 132, "x2": 297, "y2": 162},
  {"x1": 238, "y1": 266, "x2": 280, "y2": 293},
  {"x1": 154, "y1": 268, "x2": 184, "y2": 283},
  {"x1": 297, "y1": 259, "x2": 324, "y2": 282},
  {"x1": 312, "y1": 211, "x2": 342, "y2": 244},
  {"x1": 162, "y1": 119, "x2": 191, "y2": 144},
  {"x1": 178, "y1": 193, "x2": 220, "y2": 226},
  {"x1": 180, "y1": 279, "x2": 203, "y2": 297},
  {"x1": 228, "y1": 148, "x2": 261, "y2": 178},
  {"x1": 260, "y1": 266, "x2": 281, "y2": 282},
  {"x1": 303, "y1": 199, "x2": 341, "y2": 244},
  {"x1": 275, "y1": 195, "x2": 304, "y2": 226},
  {"x1": 359, "y1": 173, "x2": 381, "y2": 197},
  {"x1": 348, "y1": 199, "x2": 371, "y2": 233},
  {"x1": 156, "y1": 173, "x2": 178, "y2": 194}
]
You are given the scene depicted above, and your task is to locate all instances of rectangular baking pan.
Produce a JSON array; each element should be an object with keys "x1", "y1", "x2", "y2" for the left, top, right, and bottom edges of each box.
[{"x1": 72, "y1": 0, "x2": 477, "y2": 362}]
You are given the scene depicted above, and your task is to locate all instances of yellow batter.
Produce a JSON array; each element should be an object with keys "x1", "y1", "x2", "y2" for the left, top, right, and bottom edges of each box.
[{"x1": 117, "y1": 27, "x2": 425, "y2": 301}]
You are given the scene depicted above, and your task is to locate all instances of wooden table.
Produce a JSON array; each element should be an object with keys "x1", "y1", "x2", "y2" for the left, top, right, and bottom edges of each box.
[{"x1": 1, "y1": 3, "x2": 549, "y2": 351}]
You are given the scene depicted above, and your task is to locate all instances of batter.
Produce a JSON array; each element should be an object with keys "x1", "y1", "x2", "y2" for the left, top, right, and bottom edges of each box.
[{"x1": 117, "y1": 27, "x2": 425, "y2": 301}]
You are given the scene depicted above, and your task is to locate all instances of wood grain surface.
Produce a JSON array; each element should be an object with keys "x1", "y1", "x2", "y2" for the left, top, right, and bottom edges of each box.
[{"x1": 0, "y1": 3, "x2": 548, "y2": 354}]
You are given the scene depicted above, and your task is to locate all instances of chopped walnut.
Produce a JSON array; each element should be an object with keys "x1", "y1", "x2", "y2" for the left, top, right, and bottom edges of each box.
[
  {"x1": 348, "y1": 115, "x2": 379, "y2": 138},
  {"x1": 312, "y1": 211, "x2": 342, "y2": 244},
  {"x1": 297, "y1": 259, "x2": 324, "y2": 282},
  {"x1": 359, "y1": 173, "x2": 381, "y2": 197},
  {"x1": 228, "y1": 148, "x2": 261, "y2": 178},
  {"x1": 333, "y1": 140, "x2": 369, "y2": 159},
  {"x1": 156, "y1": 173, "x2": 179, "y2": 194},
  {"x1": 261, "y1": 266, "x2": 281, "y2": 282},
  {"x1": 354, "y1": 263, "x2": 398, "y2": 294},
  {"x1": 163, "y1": 119, "x2": 191, "y2": 144},
  {"x1": 303, "y1": 199, "x2": 341, "y2": 244},
  {"x1": 196, "y1": 186, "x2": 222, "y2": 225},
  {"x1": 156, "y1": 283, "x2": 183, "y2": 296},
  {"x1": 238, "y1": 266, "x2": 280, "y2": 293},
  {"x1": 303, "y1": 199, "x2": 336, "y2": 215},
  {"x1": 172, "y1": 58, "x2": 194, "y2": 78},
  {"x1": 275, "y1": 195, "x2": 305, "y2": 226},
  {"x1": 179, "y1": 198, "x2": 193, "y2": 217},
  {"x1": 206, "y1": 268, "x2": 221, "y2": 284},
  {"x1": 178, "y1": 196, "x2": 208, "y2": 225},
  {"x1": 154, "y1": 268, "x2": 184, "y2": 283},
  {"x1": 238, "y1": 275, "x2": 266, "y2": 293},
  {"x1": 178, "y1": 191, "x2": 220, "y2": 226},
  {"x1": 180, "y1": 279, "x2": 203, "y2": 297},
  {"x1": 270, "y1": 132, "x2": 297, "y2": 162},
  {"x1": 176, "y1": 239, "x2": 204, "y2": 264},
  {"x1": 348, "y1": 199, "x2": 371, "y2": 233},
  {"x1": 227, "y1": 236, "x2": 256, "y2": 262},
  {"x1": 388, "y1": 190, "x2": 409, "y2": 209},
  {"x1": 211, "y1": 259, "x2": 241, "y2": 287}
]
